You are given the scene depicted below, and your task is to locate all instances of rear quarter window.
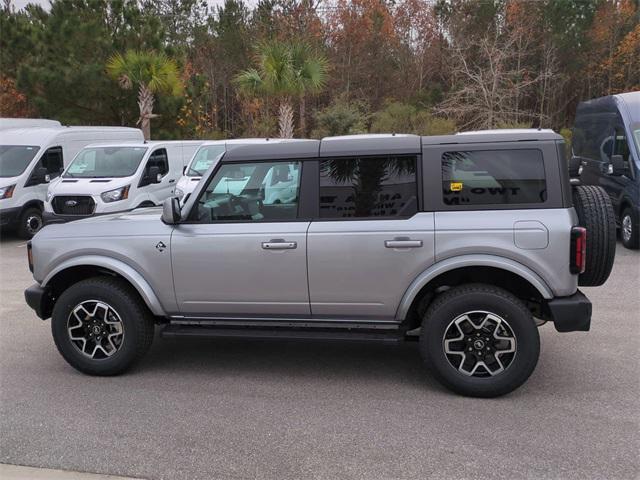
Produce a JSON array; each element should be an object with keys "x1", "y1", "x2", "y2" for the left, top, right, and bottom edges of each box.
[{"x1": 442, "y1": 149, "x2": 547, "y2": 206}]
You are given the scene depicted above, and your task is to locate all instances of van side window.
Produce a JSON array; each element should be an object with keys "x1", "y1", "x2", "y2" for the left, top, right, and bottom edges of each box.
[
  {"x1": 319, "y1": 156, "x2": 418, "y2": 219},
  {"x1": 442, "y1": 150, "x2": 547, "y2": 206},
  {"x1": 147, "y1": 149, "x2": 169, "y2": 176},
  {"x1": 43, "y1": 147, "x2": 64, "y2": 178}
]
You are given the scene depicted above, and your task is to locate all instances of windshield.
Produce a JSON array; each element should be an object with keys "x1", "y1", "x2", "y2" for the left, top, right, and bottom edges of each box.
[
  {"x1": 634, "y1": 127, "x2": 640, "y2": 156},
  {"x1": 0, "y1": 145, "x2": 40, "y2": 178},
  {"x1": 187, "y1": 145, "x2": 225, "y2": 177},
  {"x1": 65, "y1": 147, "x2": 147, "y2": 178}
]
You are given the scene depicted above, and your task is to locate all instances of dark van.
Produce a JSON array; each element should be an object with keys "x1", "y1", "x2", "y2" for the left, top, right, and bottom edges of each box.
[{"x1": 571, "y1": 92, "x2": 640, "y2": 249}]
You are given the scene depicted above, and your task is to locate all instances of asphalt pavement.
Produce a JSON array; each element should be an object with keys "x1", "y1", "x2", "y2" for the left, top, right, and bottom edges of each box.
[{"x1": 0, "y1": 233, "x2": 638, "y2": 480}]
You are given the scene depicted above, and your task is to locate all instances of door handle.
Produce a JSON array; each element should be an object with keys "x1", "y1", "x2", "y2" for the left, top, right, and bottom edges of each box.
[
  {"x1": 168, "y1": 179, "x2": 176, "y2": 184},
  {"x1": 385, "y1": 239, "x2": 422, "y2": 248},
  {"x1": 262, "y1": 240, "x2": 297, "y2": 250}
]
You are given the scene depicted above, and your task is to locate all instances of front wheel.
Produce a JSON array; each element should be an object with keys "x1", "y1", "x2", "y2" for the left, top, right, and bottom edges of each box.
[
  {"x1": 51, "y1": 277, "x2": 154, "y2": 375},
  {"x1": 17, "y1": 206, "x2": 43, "y2": 239},
  {"x1": 419, "y1": 284, "x2": 540, "y2": 397},
  {"x1": 621, "y1": 207, "x2": 639, "y2": 250}
]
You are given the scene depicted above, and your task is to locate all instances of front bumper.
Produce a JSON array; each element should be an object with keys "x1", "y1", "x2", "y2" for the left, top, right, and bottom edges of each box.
[
  {"x1": 24, "y1": 284, "x2": 54, "y2": 320},
  {"x1": 546, "y1": 290, "x2": 592, "y2": 332},
  {"x1": 43, "y1": 211, "x2": 89, "y2": 224},
  {"x1": 0, "y1": 207, "x2": 21, "y2": 228}
]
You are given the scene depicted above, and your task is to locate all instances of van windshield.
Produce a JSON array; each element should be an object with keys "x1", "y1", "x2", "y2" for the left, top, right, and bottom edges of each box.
[
  {"x1": 187, "y1": 145, "x2": 225, "y2": 177},
  {"x1": 0, "y1": 145, "x2": 40, "y2": 177},
  {"x1": 65, "y1": 147, "x2": 147, "y2": 178}
]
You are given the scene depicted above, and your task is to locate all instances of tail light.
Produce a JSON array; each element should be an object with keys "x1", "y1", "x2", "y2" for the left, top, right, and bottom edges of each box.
[
  {"x1": 27, "y1": 241, "x2": 33, "y2": 273},
  {"x1": 570, "y1": 227, "x2": 586, "y2": 274}
]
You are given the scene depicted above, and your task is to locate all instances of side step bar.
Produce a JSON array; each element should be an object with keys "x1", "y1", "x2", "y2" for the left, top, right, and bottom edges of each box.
[{"x1": 161, "y1": 324, "x2": 408, "y2": 343}]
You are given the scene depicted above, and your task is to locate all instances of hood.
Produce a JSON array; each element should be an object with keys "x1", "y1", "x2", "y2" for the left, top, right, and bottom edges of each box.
[
  {"x1": 48, "y1": 177, "x2": 132, "y2": 196},
  {"x1": 0, "y1": 176, "x2": 21, "y2": 188},
  {"x1": 37, "y1": 207, "x2": 169, "y2": 239}
]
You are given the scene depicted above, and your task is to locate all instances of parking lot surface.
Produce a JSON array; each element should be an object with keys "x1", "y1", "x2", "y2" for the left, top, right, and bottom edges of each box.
[{"x1": 0, "y1": 234, "x2": 639, "y2": 480}]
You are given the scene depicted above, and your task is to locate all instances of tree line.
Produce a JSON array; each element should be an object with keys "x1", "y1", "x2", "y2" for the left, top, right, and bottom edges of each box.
[{"x1": 1, "y1": 0, "x2": 638, "y2": 141}]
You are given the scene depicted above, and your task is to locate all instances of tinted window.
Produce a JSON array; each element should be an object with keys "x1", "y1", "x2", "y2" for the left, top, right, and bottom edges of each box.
[
  {"x1": 442, "y1": 150, "x2": 546, "y2": 206},
  {"x1": 43, "y1": 147, "x2": 63, "y2": 178},
  {"x1": 193, "y1": 161, "x2": 301, "y2": 222},
  {"x1": 147, "y1": 149, "x2": 169, "y2": 175},
  {"x1": 319, "y1": 156, "x2": 418, "y2": 218},
  {"x1": 0, "y1": 145, "x2": 40, "y2": 177},
  {"x1": 573, "y1": 112, "x2": 616, "y2": 161}
]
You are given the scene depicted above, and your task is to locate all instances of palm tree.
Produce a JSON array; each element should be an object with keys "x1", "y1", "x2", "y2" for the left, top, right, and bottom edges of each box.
[
  {"x1": 106, "y1": 50, "x2": 183, "y2": 140},
  {"x1": 235, "y1": 41, "x2": 328, "y2": 138}
]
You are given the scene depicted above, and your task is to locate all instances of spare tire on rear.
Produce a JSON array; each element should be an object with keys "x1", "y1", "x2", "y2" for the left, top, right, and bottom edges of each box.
[{"x1": 572, "y1": 185, "x2": 616, "y2": 286}]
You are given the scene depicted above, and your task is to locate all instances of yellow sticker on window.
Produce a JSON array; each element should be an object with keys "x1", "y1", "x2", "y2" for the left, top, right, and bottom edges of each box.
[{"x1": 450, "y1": 182, "x2": 463, "y2": 192}]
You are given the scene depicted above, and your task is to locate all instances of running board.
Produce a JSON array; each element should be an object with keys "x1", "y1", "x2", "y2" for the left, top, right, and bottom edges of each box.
[{"x1": 161, "y1": 324, "x2": 407, "y2": 343}]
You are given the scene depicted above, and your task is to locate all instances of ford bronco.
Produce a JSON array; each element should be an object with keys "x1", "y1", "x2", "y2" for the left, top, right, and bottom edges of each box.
[{"x1": 24, "y1": 131, "x2": 616, "y2": 397}]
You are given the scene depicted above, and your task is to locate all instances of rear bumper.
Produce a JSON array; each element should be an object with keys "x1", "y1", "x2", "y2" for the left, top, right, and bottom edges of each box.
[
  {"x1": 24, "y1": 284, "x2": 54, "y2": 320},
  {"x1": 0, "y1": 207, "x2": 20, "y2": 228},
  {"x1": 546, "y1": 290, "x2": 592, "y2": 332}
]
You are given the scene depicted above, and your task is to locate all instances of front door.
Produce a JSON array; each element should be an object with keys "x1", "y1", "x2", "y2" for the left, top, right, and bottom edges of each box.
[
  {"x1": 307, "y1": 155, "x2": 435, "y2": 320},
  {"x1": 171, "y1": 159, "x2": 310, "y2": 317}
]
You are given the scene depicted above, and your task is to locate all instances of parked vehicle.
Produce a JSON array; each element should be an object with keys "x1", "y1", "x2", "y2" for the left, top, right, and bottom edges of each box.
[
  {"x1": 571, "y1": 92, "x2": 640, "y2": 249},
  {"x1": 174, "y1": 138, "x2": 303, "y2": 202},
  {"x1": 0, "y1": 118, "x2": 61, "y2": 130},
  {"x1": 25, "y1": 131, "x2": 616, "y2": 397},
  {"x1": 43, "y1": 141, "x2": 203, "y2": 223},
  {"x1": 0, "y1": 126, "x2": 143, "y2": 238}
]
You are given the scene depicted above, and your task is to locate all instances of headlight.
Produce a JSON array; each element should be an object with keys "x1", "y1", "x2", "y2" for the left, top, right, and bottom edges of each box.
[
  {"x1": 46, "y1": 190, "x2": 53, "y2": 202},
  {"x1": 175, "y1": 187, "x2": 184, "y2": 198},
  {"x1": 101, "y1": 185, "x2": 130, "y2": 203},
  {"x1": 0, "y1": 184, "x2": 15, "y2": 199}
]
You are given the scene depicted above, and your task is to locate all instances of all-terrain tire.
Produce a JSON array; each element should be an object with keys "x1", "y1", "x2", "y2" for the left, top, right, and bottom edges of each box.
[
  {"x1": 620, "y1": 206, "x2": 639, "y2": 250},
  {"x1": 419, "y1": 284, "x2": 540, "y2": 398},
  {"x1": 17, "y1": 206, "x2": 43, "y2": 239},
  {"x1": 51, "y1": 276, "x2": 154, "y2": 375},
  {"x1": 572, "y1": 185, "x2": 616, "y2": 286}
]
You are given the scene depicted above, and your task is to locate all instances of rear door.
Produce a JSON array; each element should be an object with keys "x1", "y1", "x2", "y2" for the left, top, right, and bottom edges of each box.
[{"x1": 307, "y1": 154, "x2": 435, "y2": 320}]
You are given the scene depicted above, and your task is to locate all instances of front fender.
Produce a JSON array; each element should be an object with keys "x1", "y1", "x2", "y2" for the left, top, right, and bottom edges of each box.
[
  {"x1": 42, "y1": 255, "x2": 166, "y2": 316},
  {"x1": 394, "y1": 254, "x2": 555, "y2": 321}
]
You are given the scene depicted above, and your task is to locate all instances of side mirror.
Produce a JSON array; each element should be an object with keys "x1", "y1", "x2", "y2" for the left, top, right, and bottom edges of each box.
[
  {"x1": 609, "y1": 154, "x2": 625, "y2": 176},
  {"x1": 149, "y1": 166, "x2": 161, "y2": 184},
  {"x1": 35, "y1": 167, "x2": 48, "y2": 184},
  {"x1": 161, "y1": 197, "x2": 181, "y2": 225},
  {"x1": 183, "y1": 166, "x2": 187, "y2": 174}
]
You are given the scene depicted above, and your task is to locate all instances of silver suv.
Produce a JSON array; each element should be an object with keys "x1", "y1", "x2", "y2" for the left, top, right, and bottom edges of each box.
[{"x1": 24, "y1": 131, "x2": 617, "y2": 397}]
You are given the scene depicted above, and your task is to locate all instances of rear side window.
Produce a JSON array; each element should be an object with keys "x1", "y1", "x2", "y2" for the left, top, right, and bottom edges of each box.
[
  {"x1": 319, "y1": 156, "x2": 418, "y2": 219},
  {"x1": 442, "y1": 150, "x2": 547, "y2": 206}
]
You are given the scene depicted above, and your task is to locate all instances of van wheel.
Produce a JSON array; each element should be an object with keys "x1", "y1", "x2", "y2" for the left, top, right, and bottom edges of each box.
[
  {"x1": 51, "y1": 277, "x2": 154, "y2": 376},
  {"x1": 621, "y1": 207, "x2": 639, "y2": 249},
  {"x1": 17, "y1": 207, "x2": 43, "y2": 239},
  {"x1": 419, "y1": 284, "x2": 539, "y2": 398},
  {"x1": 572, "y1": 185, "x2": 616, "y2": 286}
]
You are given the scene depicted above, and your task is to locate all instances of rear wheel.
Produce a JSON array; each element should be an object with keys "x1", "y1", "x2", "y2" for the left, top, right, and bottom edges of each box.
[
  {"x1": 419, "y1": 284, "x2": 539, "y2": 398},
  {"x1": 51, "y1": 277, "x2": 154, "y2": 375},
  {"x1": 621, "y1": 206, "x2": 639, "y2": 250},
  {"x1": 17, "y1": 206, "x2": 43, "y2": 239},
  {"x1": 572, "y1": 185, "x2": 616, "y2": 286}
]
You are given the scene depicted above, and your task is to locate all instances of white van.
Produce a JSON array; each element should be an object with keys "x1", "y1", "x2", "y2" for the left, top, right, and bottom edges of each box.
[
  {"x1": 44, "y1": 140, "x2": 203, "y2": 224},
  {"x1": 0, "y1": 126, "x2": 143, "y2": 238},
  {"x1": 175, "y1": 138, "x2": 302, "y2": 202},
  {"x1": 0, "y1": 118, "x2": 62, "y2": 130}
]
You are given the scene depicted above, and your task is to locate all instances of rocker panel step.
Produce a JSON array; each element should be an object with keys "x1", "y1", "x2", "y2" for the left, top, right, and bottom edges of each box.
[{"x1": 161, "y1": 324, "x2": 405, "y2": 343}]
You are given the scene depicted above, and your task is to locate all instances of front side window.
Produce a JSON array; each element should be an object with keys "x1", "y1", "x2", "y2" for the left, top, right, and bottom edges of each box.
[
  {"x1": 65, "y1": 147, "x2": 147, "y2": 178},
  {"x1": 192, "y1": 161, "x2": 301, "y2": 222},
  {"x1": 442, "y1": 149, "x2": 547, "y2": 206},
  {"x1": 42, "y1": 147, "x2": 63, "y2": 178},
  {"x1": 147, "y1": 149, "x2": 169, "y2": 176},
  {"x1": 188, "y1": 145, "x2": 226, "y2": 177},
  {"x1": 0, "y1": 145, "x2": 40, "y2": 177},
  {"x1": 319, "y1": 156, "x2": 418, "y2": 218}
]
